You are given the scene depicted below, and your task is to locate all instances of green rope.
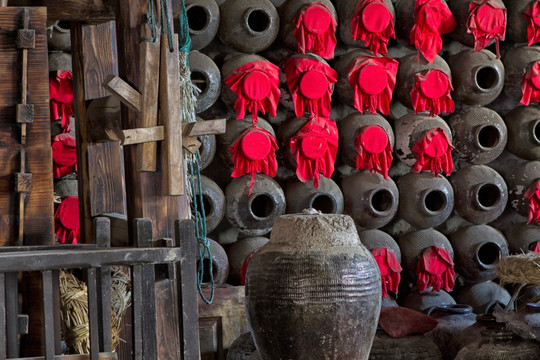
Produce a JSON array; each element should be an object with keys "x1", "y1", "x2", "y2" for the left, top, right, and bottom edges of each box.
[
  {"x1": 141, "y1": 0, "x2": 158, "y2": 42},
  {"x1": 178, "y1": 0, "x2": 192, "y2": 55},
  {"x1": 160, "y1": 0, "x2": 175, "y2": 52}
]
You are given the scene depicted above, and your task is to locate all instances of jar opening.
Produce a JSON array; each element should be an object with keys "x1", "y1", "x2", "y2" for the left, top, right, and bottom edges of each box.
[
  {"x1": 476, "y1": 183, "x2": 501, "y2": 209},
  {"x1": 476, "y1": 242, "x2": 501, "y2": 269},
  {"x1": 371, "y1": 189, "x2": 393, "y2": 214},
  {"x1": 187, "y1": 5, "x2": 209, "y2": 32},
  {"x1": 250, "y1": 193, "x2": 275, "y2": 219},
  {"x1": 475, "y1": 66, "x2": 499, "y2": 92},
  {"x1": 198, "y1": 258, "x2": 218, "y2": 283},
  {"x1": 247, "y1": 9, "x2": 271, "y2": 33},
  {"x1": 191, "y1": 70, "x2": 209, "y2": 96},
  {"x1": 424, "y1": 190, "x2": 446, "y2": 214},
  {"x1": 310, "y1": 194, "x2": 337, "y2": 214},
  {"x1": 202, "y1": 194, "x2": 212, "y2": 217},
  {"x1": 533, "y1": 119, "x2": 540, "y2": 145},
  {"x1": 477, "y1": 125, "x2": 500, "y2": 149}
]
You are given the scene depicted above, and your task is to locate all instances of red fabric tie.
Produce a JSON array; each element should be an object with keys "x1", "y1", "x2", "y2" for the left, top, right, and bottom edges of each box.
[
  {"x1": 224, "y1": 61, "x2": 280, "y2": 124},
  {"x1": 52, "y1": 133, "x2": 77, "y2": 178},
  {"x1": 410, "y1": 0, "x2": 456, "y2": 63},
  {"x1": 240, "y1": 248, "x2": 261, "y2": 285},
  {"x1": 372, "y1": 247, "x2": 402, "y2": 298},
  {"x1": 410, "y1": 69, "x2": 454, "y2": 116},
  {"x1": 351, "y1": 0, "x2": 395, "y2": 55},
  {"x1": 467, "y1": 0, "x2": 506, "y2": 59},
  {"x1": 524, "y1": 179, "x2": 540, "y2": 224},
  {"x1": 347, "y1": 55, "x2": 398, "y2": 115},
  {"x1": 54, "y1": 196, "x2": 80, "y2": 244},
  {"x1": 530, "y1": 241, "x2": 540, "y2": 253},
  {"x1": 289, "y1": 117, "x2": 338, "y2": 188},
  {"x1": 293, "y1": 2, "x2": 337, "y2": 59},
  {"x1": 354, "y1": 125, "x2": 393, "y2": 179},
  {"x1": 525, "y1": 1, "x2": 540, "y2": 46},
  {"x1": 230, "y1": 126, "x2": 278, "y2": 195},
  {"x1": 416, "y1": 245, "x2": 455, "y2": 292},
  {"x1": 49, "y1": 70, "x2": 74, "y2": 133},
  {"x1": 284, "y1": 57, "x2": 337, "y2": 118},
  {"x1": 412, "y1": 128, "x2": 454, "y2": 177},
  {"x1": 521, "y1": 61, "x2": 540, "y2": 106}
]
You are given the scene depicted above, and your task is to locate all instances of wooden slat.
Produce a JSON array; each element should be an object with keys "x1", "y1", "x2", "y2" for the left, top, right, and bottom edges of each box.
[
  {"x1": 103, "y1": 75, "x2": 141, "y2": 112},
  {"x1": 42, "y1": 270, "x2": 55, "y2": 360},
  {"x1": 131, "y1": 264, "x2": 143, "y2": 360},
  {"x1": 94, "y1": 217, "x2": 112, "y2": 352},
  {"x1": 183, "y1": 119, "x2": 226, "y2": 137},
  {"x1": 10, "y1": 0, "x2": 117, "y2": 22},
  {"x1": 52, "y1": 270, "x2": 62, "y2": 355},
  {"x1": 0, "y1": 272, "x2": 6, "y2": 359},
  {"x1": 176, "y1": 219, "x2": 201, "y2": 360},
  {"x1": 6, "y1": 272, "x2": 19, "y2": 357},
  {"x1": 87, "y1": 268, "x2": 100, "y2": 360},
  {"x1": 122, "y1": 126, "x2": 164, "y2": 146}
]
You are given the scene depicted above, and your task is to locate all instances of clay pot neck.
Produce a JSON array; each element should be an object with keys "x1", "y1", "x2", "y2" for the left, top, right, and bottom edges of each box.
[
  {"x1": 474, "y1": 241, "x2": 502, "y2": 270},
  {"x1": 367, "y1": 188, "x2": 395, "y2": 216},
  {"x1": 474, "y1": 124, "x2": 502, "y2": 150},
  {"x1": 530, "y1": 119, "x2": 540, "y2": 146},
  {"x1": 432, "y1": 304, "x2": 473, "y2": 315},
  {"x1": 187, "y1": 4, "x2": 210, "y2": 34},
  {"x1": 243, "y1": 7, "x2": 272, "y2": 35},
  {"x1": 420, "y1": 189, "x2": 448, "y2": 215},
  {"x1": 473, "y1": 182, "x2": 502, "y2": 211},
  {"x1": 473, "y1": 65, "x2": 502, "y2": 93},
  {"x1": 308, "y1": 193, "x2": 338, "y2": 214},
  {"x1": 248, "y1": 193, "x2": 276, "y2": 220}
]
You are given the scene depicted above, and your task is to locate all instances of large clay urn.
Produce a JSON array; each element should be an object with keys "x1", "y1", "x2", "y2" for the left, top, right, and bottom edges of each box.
[
  {"x1": 185, "y1": 0, "x2": 220, "y2": 50},
  {"x1": 245, "y1": 211, "x2": 381, "y2": 360},
  {"x1": 505, "y1": 105, "x2": 540, "y2": 160}
]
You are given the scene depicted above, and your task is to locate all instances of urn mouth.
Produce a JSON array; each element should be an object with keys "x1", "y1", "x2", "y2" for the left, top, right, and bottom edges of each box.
[
  {"x1": 202, "y1": 194, "x2": 214, "y2": 218},
  {"x1": 309, "y1": 193, "x2": 338, "y2": 214},
  {"x1": 187, "y1": 4, "x2": 210, "y2": 34},
  {"x1": 421, "y1": 189, "x2": 447, "y2": 215},
  {"x1": 243, "y1": 7, "x2": 272, "y2": 35},
  {"x1": 474, "y1": 183, "x2": 501, "y2": 210},
  {"x1": 474, "y1": 65, "x2": 501, "y2": 93},
  {"x1": 249, "y1": 193, "x2": 276, "y2": 220},
  {"x1": 531, "y1": 119, "x2": 540, "y2": 145},
  {"x1": 475, "y1": 241, "x2": 502, "y2": 270},
  {"x1": 197, "y1": 257, "x2": 218, "y2": 284},
  {"x1": 475, "y1": 124, "x2": 501, "y2": 150},
  {"x1": 191, "y1": 70, "x2": 210, "y2": 96},
  {"x1": 369, "y1": 188, "x2": 394, "y2": 216}
]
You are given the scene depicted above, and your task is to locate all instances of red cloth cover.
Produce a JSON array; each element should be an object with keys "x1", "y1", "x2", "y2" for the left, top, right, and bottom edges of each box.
[
  {"x1": 229, "y1": 126, "x2": 278, "y2": 195},
  {"x1": 284, "y1": 57, "x2": 337, "y2": 118},
  {"x1": 350, "y1": 0, "x2": 395, "y2": 55},
  {"x1": 54, "y1": 196, "x2": 80, "y2": 244},
  {"x1": 379, "y1": 306, "x2": 439, "y2": 338},
  {"x1": 52, "y1": 133, "x2": 77, "y2": 178},
  {"x1": 372, "y1": 247, "x2": 402, "y2": 298},
  {"x1": 412, "y1": 128, "x2": 454, "y2": 177},
  {"x1": 410, "y1": 0, "x2": 456, "y2": 63},
  {"x1": 521, "y1": 61, "x2": 540, "y2": 106},
  {"x1": 224, "y1": 61, "x2": 280, "y2": 124},
  {"x1": 293, "y1": 2, "x2": 337, "y2": 59},
  {"x1": 354, "y1": 125, "x2": 393, "y2": 179},
  {"x1": 525, "y1": 1, "x2": 540, "y2": 46},
  {"x1": 530, "y1": 241, "x2": 540, "y2": 253},
  {"x1": 347, "y1": 55, "x2": 398, "y2": 115},
  {"x1": 466, "y1": 0, "x2": 506, "y2": 58},
  {"x1": 289, "y1": 117, "x2": 338, "y2": 188},
  {"x1": 416, "y1": 245, "x2": 455, "y2": 292},
  {"x1": 410, "y1": 69, "x2": 454, "y2": 116},
  {"x1": 240, "y1": 248, "x2": 261, "y2": 285},
  {"x1": 49, "y1": 70, "x2": 74, "y2": 132},
  {"x1": 524, "y1": 179, "x2": 540, "y2": 224}
]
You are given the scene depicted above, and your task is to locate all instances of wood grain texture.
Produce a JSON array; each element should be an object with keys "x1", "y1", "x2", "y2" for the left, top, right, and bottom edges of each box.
[
  {"x1": 122, "y1": 126, "x2": 164, "y2": 146},
  {"x1": 81, "y1": 21, "x2": 118, "y2": 101},
  {"x1": 103, "y1": 75, "x2": 141, "y2": 111}
]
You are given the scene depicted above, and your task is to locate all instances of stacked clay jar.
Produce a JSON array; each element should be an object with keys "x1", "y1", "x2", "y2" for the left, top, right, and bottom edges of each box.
[{"x1": 187, "y1": 0, "x2": 540, "y2": 350}]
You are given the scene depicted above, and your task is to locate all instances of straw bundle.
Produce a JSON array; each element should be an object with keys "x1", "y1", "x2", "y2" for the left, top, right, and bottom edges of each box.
[
  {"x1": 59, "y1": 267, "x2": 131, "y2": 354},
  {"x1": 496, "y1": 252, "x2": 540, "y2": 286}
]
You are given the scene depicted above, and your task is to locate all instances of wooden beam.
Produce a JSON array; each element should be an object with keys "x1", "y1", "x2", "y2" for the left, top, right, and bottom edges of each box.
[
  {"x1": 122, "y1": 126, "x2": 164, "y2": 146},
  {"x1": 103, "y1": 75, "x2": 141, "y2": 112}
]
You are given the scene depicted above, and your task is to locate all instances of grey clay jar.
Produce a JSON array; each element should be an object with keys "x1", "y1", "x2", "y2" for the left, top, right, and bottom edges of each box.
[
  {"x1": 185, "y1": 0, "x2": 220, "y2": 50},
  {"x1": 200, "y1": 175, "x2": 226, "y2": 234},
  {"x1": 505, "y1": 105, "x2": 540, "y2": 160},
  {"x1": 225, "y1": 174, "x2": 286, "y2": 237},
  {"x1": 449, "y1": 225, "x2": 509, "y2": 284},
  {"x1": 449, "y1": 107, "x2": 507, "y2": 165},
  {"x1": 401, "y1": 290, "x2": 456, "y2": 313},
  {"x1": 449, "y1": 165, "x2": 508, "y2": 224},
  {"x1": 397, "y1": 172, "x2": 454, "y2": 229},
  {"x1": 334, "y1": 49, "x2": 374, "y2": 108},
  {"x1": 506, "y1": 161, "x2": 540, "y2": 217},
  {"x1": 448, "y1": 49, "x2": 505, "y2": 106},
  {"x1": 189, "y1": 51, "x2": 221, "y2": 113},
  {"x1": 504, "y1": 224, "x2": 540, "y2": 254},
  {"x1": 342, "y1": 170, "x2": 399, "y2": 229},
  {"x1": 502, "y1": 46, "x2": 540, "y2": 103},
  {"x1": 456, "y1": 281, "x2": 512, "y2": 314},
  {"x1": 276, "y1": 115, "x2": 310, "y2": 171},
  {"x1": 245, "y1": 212, "x2": 381, "y2": 360},
  {"x1": 219, "y1": 0, "x2": 279, "y2": 53},
  {"x1": 506, "y1": 0, "x2": 535, "y2": 44},
  {"x1": 285, "y1": 176, "x2": 344, "y2": 214},
  {"x1": 358, "y1": 229, "x2": 401, "y2": 264},
  {"x1": 198, "y1": 238, "x2": 229, "y2": 286}
]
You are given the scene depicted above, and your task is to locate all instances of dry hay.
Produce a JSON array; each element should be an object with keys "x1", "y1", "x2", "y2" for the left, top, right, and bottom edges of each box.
[
  {"x1": 496, "y1": 252, "x2": 540, "y2": 286},
  {"x1": 59, "y1": 267, "x2": 131, "y2": 354}
]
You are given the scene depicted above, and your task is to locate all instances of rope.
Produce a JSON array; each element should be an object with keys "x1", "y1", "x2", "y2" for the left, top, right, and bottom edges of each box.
[
  {"x1": 141, "y1": 0, "x2": 158, "y2": 42},
  {"x1": 160, "y1": 0, "x2": 174, "y2": 52},
  {"x1": 178, "y1": 0, "x2": 192, "y2": 55}
]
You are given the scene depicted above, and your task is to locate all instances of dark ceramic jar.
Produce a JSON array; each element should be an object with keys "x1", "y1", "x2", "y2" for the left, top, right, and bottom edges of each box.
[
  {"x1": 446, "y1": 314, "x2": 500, "y2": 360},
  {"x1": 402, "y1": 290, "x2": 456, "y2": 313},
  {"x1": 246, "y1": 211, "x2": 381, "y2": 360},
  {"x1": 506, "y1": 0, "x2": 536, "y2": 44},
  {"x1": 456, "y1": 281, "x2": 512, "y2": 314},
  {"x1": 426, "y1": 304, "x2": 477, "y2": 356},
  {"x1": 502, "y1": 46, "x2": 540, "y2": 103},
  {"x1": 285, "y1": 176, "x2": 344, "y2": 214},
  {"x1": 505, "y1": 105, "x2": 540, "y2": 160}
]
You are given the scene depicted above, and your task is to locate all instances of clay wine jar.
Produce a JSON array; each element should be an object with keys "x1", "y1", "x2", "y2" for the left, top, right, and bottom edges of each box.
[
  {"x1": 338, "y1": 112, "x2": 394, "y2": 169},
  {"x1": 369, "y1": 330, "x2": 443, "y2": 360},
  {"x1": 198, "y1": 132, "x2": 217, "y2": 171},
  {"x1": 198, "y1": 238, "x2": 229, "y2": 286},
  {"x1": 219, "y1": 0, "x2": 279, "y2": 53},
  {"x1": 358, "y1": 229, "x2": 401, "y2": 264},
  {"x1": 502, "y1": 46, "x2": 540, "y2": 103},
  {"x1": 504, "y1": 224, "x2": 540, "y2": 254},
  {"x1": 395, "y1": 54, "x2": 452, "y2": 111},
  {"x1": 399, "y1": 229, "x2": 454, "y2": 283},
  {"x1": 448, "y1": 49, "x2": 505, "y2": 106},
  {"x1": 285, "y1": 176, "x2": 344, "y2": 214},
  {"x1": 335, "y1": 0, "x2": 395, "y2": 48},
  {"x1": 449, "y1": 225, "x2": 509, "y2": 284},
  {"x1": 456, "y1": 281, "x2": 512, "y2": 314},
  {"x1": 506, "y1": 0, "x2": 535, "y2": 44},
  {"x1": 449, "y1": 165, "x2": 508, "y2": 224},
  {"x1": 226, "y1": 237, "x2": 269, "y2": 285},
  {"x1": 505, "y1": 105, "x2": 540, "y2": 160},
  {"x1": 448, "y1": 107, "x2": 507, "y2": 165},
  {"x1": 189, "y1": 51, "x2": 221, "y2": 113},
  {"x1": 199, "y1": 175, "x2": 226, "y2": 234},
  {"x1": 185, "y1": 0, "x2": 220, "y2": 50},
  {"x1": 446, "y1": 314, "x2": 500, "y2": 360},
  {"x1": 334, "y1": 49, "x2": 375, "y2": 108},
  {"x1": 342, "y1": 170, "x2": 399, "y2": 229},
  {"x1": 394, "y1": 113, "x2": 452, "y2": 168},
  {"x1": 397, "y1": 172, "x2": 454, "y2": 229},
  {"x1": 394, "y1": 0, "x2": 451, "y2": 47},
  {"x1": 245, "y1": 211, "x2": 381, "y2": 360},
  {"x1": 401, "y1": 290, "x2": 457, "y2": 313},
  {"x1": 506, "y1": 161, "x2": 540, "y2": 217},
  {"x1": 455, "y1": 328, "x2": 540, "y2": 360},
  {"x1": 225, "y1": 174, "x2": 286, "y2": 237}
]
